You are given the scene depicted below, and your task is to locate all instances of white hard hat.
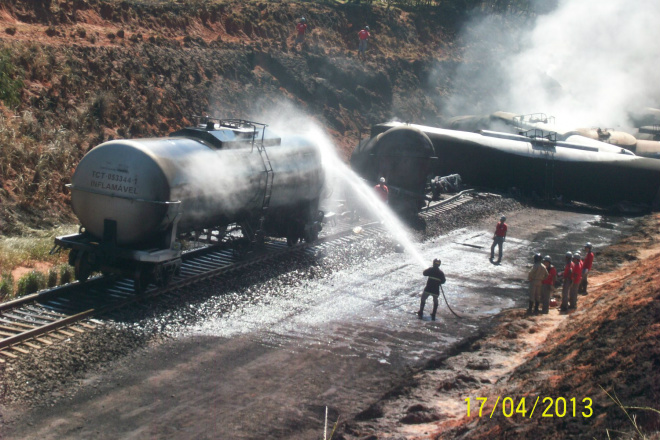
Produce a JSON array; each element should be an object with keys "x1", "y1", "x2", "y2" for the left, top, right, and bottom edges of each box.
[{"x1": 379, "y1": 177, "x2": 386, "y2": 183}]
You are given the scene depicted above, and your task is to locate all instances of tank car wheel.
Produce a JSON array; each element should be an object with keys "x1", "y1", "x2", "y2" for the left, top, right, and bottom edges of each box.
[
  {"x1": 286, "y1": 235, "x2": 299, "y2": 247},
  {"x1": 134, "y1": 268, "x2": 151, "y2": 294},
  {"x1": 304, "y1": 229, "x2": 319, "y2": 243},
  {"x1": 74, "y1": 251, "x2": 92, "y2": 282}
]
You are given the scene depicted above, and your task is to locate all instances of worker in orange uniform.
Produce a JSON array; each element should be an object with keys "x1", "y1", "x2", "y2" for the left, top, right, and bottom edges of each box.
[
  {"x1": 579, "y1": 242, "x2": 594, "y2": 294},
  {"x1": 490, "y1": 216, "x2": 507, "y2": 264},
  {"x1": 559, "y1": 251, "x2": 573, "y2": 312},
  {"x1": 357, "y1": 25, "x2": 370, "y2": 60},
  {"x1": 569, "y1": 252, "x2": 583, "y2": 310},
  {"x1": 540, "y1": 255, "x2": 557, "y2": 314},
  {"x1": 374, "y1": 177, "x2": 388, "y2": 203},
  {"x1": 295, "y1": 17, "x2": 307, "y2": 46},
  {"x1": 418, "y1": 258, "x2": 446, "y2": 321}
]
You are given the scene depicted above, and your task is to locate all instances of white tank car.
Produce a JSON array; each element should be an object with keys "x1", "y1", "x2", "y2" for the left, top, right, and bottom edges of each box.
[{"x1": 57, "y1": 120, "x2": 325, "y2": 289}]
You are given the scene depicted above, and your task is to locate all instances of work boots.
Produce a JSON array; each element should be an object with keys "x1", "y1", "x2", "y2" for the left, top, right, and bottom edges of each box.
[
  {"x1": 417, "y1": 310, "x2": 423, "y2": 319},
  {"x1": 533, "y1": 301, "x2": 540, "y2": 315},
  {"x1": 431, "y1": 314, "x2": 436, "y2": 321},
  {"x1": 527, "y1": 301, "x2": 533, "y2": 314}
]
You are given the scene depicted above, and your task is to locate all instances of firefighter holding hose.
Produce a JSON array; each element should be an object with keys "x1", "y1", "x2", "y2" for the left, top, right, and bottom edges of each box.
[{"x1": 418, "y1": 258, "x2": 446, "y2": 321}]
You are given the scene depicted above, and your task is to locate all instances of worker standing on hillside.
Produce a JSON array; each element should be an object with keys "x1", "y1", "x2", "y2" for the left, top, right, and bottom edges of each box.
[
  {"x1": 295, "y1": 17, "x2": 307, "y2": 47},
  {"x1": 559, "y1": 251, "x2": 573, "y2": 312},
  {"x1": 418, "y1": 258, "x2": 446, "y2": 321},
  {"x1": 374, "y1": 177, "x2": 388, "y2": 204},
  {"x1": 579, "y1": 242, "x2": 594, "y2": 294},
  {"x1": 528, "y1": 253, "x2": 548, "y2": 314},
  {"x1": 541, "y1": 255, "x2": 557, "y2": 314},
  {"x1": 357, "y1": 25, "x2": 370, "y2": 60},
  {"x1": 569, "y1": 252, "x2": 583, "y2": 310},
  {"x1": 490, "y1": 216, "x2": 507, "y2": 264}
]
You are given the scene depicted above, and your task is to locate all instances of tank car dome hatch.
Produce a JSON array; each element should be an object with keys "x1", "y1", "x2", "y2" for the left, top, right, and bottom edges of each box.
[{"x1": 170, "y1": 123, "x2": 281, "y2": 150}]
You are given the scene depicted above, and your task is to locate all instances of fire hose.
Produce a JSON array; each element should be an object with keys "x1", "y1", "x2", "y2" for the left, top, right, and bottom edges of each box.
[{"x1": 440, "y1": 285, "x2": 463, "y2": 319}]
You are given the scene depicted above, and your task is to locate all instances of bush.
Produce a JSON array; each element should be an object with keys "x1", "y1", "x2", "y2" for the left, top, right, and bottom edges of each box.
[
  {"x1": 5, "y1": 27, "x2": 16, "y2": 36},
  {"x1": 0, "y1": 273, "x2": 14, "y2": 300},
  {"x1": 47, "y1": 267, "x2": 58, "y2": 287},
  {"x1": 59, "y1": 264, "x2": 72, "y2": 285},
  {"x1": 0, "y1": 49, "x2": 24, "y2": 108},
  {"x1": 16, "y1": 270, "x2": 46, "y2": 296}
]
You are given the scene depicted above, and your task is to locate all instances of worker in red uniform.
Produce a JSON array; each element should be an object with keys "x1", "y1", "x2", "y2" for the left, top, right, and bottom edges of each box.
[
  {"x1": 579, "y1": 242, "x2": 594, "y2": 294},
  {"x1": 490, "y1": 215, "x2": 507, "y2": 264},
  {"x1": 569, "y1": 252, "x2": 583, "y2": 310},
  {"x1": 357, "y1": 25, "x2": 370, "y2": 60},
  {"x1": 418, "y1": 258, "x2": 446, "y2": 321},
  {"x1": 295, "y1": 17, "x2": 307, "y2": 46},
  {"x1": 559, "y1": 251, "x2": 573, "y2": 312},
  {"x1": 541, "y1": 255, "x2": 557, "y2": 314},
  {"x1": 374, "y1": 177, "x2": 388, "y2": 203}
]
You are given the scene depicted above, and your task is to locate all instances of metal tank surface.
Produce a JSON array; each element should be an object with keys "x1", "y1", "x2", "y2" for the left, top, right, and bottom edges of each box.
[
  {"x1": 57, "y1": 119, "x2": 325, "y2": 289},
  {"x1": 351, "y1": 122, "x2": 660, "y2": 209},
  {"x1": 70, "y1": 129, "x2": 323, "y2": 246}
]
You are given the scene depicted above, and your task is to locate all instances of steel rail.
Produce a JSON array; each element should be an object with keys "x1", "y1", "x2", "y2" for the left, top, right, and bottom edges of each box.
[{"x1": 0, "y1": 191, "x2": 474, "y2": 357}]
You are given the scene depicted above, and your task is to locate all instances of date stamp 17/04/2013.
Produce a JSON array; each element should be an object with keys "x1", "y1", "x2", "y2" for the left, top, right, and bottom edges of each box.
[{"x1": 465, "y1": 396, "x2": 594, "y2": 419}]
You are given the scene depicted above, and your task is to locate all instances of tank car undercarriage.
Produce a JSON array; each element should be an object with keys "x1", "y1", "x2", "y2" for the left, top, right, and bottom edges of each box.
[{"x1": 53, "y1": 204, "x2": 323, "y2": 293}]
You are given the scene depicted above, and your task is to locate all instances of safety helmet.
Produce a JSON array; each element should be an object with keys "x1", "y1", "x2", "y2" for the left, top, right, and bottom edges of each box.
[
  {"x1": 573, "y1": 252, "x2": 581, "y2": 260},
  {"x1": 533, "y1": 253, "x2": 542, "y2": 263},
  {"x1": 565, "y1": 251, "x2": 573, "y2": 259},
  {"x1": 543, "y1": 255, "x2": 551, "y2": 262},
  {"x1": 500, "y1": 216, "x2": 506, "y2": 221},
  {"x1": 301, "y1": 17, "x2": 306, "y2": 22},
  {"x1": 365, "y1": 25, "x2": 370, "y2": 30},
  {"x1": 379, "y1": 177, "x2": 386, "y2": 183},
  {"x1": 433, "y1": 258, "x2": 441, "y2": 266},
  {"x1": 585, "y1": 242, "x2": 592, "y2": 249}
]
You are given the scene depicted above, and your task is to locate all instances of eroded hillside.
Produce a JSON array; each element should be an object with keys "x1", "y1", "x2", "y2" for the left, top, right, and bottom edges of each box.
[{"x1": 0, "y1": 0, "x2": 476, "y2": 233}]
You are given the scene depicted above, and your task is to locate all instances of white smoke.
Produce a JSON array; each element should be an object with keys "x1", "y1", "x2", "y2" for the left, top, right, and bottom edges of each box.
[{"x1": 442, "y1": 0, "x2": 660, "y2": 129}]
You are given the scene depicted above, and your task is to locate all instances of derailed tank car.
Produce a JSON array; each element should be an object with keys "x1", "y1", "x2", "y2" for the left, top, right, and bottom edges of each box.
[
  {"x1": 55, "y1": 119, "x2": 325, "y2": 291},
  {"x1": 350, "y1": 126, "x2": 436, "y2": 212},
  {"x1": 351, "y1": 122, "x2": 660, "y2": 210}
]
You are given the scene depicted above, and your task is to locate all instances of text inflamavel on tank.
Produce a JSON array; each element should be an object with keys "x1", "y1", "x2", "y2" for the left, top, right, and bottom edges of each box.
[{"x1": 89, "y1": 170, "x2": 139, "y2": 195}]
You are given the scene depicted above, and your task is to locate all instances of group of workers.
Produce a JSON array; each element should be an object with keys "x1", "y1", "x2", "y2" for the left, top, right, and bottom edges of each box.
[
  {"x1": 528, "y1": 243, "x2": 594, "y2": 314},
  {"x1": 294, "y1": 17, "x2": 371, "y2": 59},
  {"x1": 418, "y1": 215, "x2": 596, "y2": 320}
]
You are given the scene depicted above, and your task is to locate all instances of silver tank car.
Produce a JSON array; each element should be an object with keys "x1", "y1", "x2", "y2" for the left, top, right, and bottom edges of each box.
[
  {"x1": 57, "y1": 119, "x2": 325, "y2": 289},
  {"x1": 71, "y1": 129, "x2": 323, "y2": 245}
]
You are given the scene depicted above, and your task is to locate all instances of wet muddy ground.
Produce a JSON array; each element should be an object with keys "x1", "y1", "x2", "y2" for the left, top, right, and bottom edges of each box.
[{"x1": 0, "y1": 199, "x2": 638, "y2": 439}]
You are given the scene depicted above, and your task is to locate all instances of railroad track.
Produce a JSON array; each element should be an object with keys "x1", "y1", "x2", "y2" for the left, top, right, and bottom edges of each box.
[
  {"x1": 0, "y1": 191, "x2": 475, "y2": 360},
  {"x1": 420, "y1": 189, "x2": 474, "y2": 218}
]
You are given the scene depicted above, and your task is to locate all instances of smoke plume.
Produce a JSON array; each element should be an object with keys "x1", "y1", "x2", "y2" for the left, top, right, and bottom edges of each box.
[{"x1": 441, "y1": 0, "x2": 660, "y2": 129}]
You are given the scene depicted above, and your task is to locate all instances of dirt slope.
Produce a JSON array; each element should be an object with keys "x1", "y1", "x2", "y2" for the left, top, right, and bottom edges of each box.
[{"x1": 0, "y1": 0, "x2": 467, "y2": 233}]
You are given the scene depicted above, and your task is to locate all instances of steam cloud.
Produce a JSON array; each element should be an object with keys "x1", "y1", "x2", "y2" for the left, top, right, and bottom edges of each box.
[{"x1": 441, "y1": 0, "x2": 660, "y2": 130}]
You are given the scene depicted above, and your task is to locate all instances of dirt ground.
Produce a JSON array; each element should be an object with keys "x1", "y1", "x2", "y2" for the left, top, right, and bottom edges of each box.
[
  {"x1": 341, "y1": 214, "x2": 660, "y2": 440},
  {"x1": 1, "y1": 203, "x2": 653, "y2": 440}
]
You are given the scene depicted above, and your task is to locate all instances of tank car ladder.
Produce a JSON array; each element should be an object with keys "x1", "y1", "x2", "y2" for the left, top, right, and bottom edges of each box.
[
  {"x1": 526, "y1": 129, "x2": 557, "y2": 202},
  {"x1": 251, "y1": 122, "x2": 275, "y2": 245}
]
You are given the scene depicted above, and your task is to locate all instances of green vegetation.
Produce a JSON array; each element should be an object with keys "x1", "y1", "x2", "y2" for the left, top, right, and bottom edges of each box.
[
  {"x1": 0, "y1": 48, "x2": 23, "y2": 108},
  {"x1": 16, "y1": 270, "x2": 46, "y2": 296},
  {"x1": 0, "y1": 273, "x2": 14, "y2": 301},
  {"x1": 0, "y1": 225, "x2": 76, "y2": 273}
]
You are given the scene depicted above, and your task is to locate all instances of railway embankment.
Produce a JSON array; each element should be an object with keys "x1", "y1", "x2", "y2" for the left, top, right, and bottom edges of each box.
[{"x1": 341, "y1": 213, "x2": 660, "y2": 439}]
